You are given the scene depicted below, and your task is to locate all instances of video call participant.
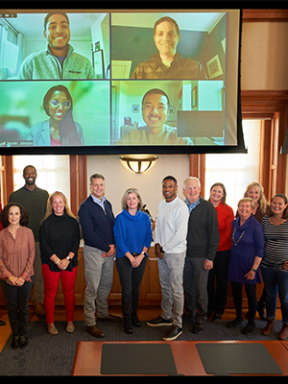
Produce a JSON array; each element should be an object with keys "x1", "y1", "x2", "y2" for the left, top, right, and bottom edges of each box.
[
  {"x1": 130, "y1": 16, "x2": 207, "y2": 80},
  {"x1": 116, "y1": 89, "x2": 193, "y2": 145},
  {"x1": 27, "y1": 85, "x2": 84, "y2": 146},
  {"x1": 18, "y1": 13, "x2": 96, "y2": 80}
]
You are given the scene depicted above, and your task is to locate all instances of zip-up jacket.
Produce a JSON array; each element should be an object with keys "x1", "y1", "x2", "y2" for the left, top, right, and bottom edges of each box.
[{"x1": 18, "y1": 44, "x2": 96, "y2": 80}]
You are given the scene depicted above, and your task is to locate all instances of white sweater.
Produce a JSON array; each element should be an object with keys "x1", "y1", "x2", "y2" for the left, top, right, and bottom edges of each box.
[{"x1": 155, "y1": 196, "x2": 189, "y2": 254}]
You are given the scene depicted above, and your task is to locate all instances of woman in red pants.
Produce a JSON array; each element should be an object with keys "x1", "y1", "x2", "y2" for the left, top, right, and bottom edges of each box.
[{"x1": 40, "y1": 191, "x2": 80, "y2": 335}]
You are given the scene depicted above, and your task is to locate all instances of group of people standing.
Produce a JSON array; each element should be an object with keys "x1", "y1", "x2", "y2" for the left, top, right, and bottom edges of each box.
[{"x1": 0, "y1": 166, "x2": 288, "y2": 350}]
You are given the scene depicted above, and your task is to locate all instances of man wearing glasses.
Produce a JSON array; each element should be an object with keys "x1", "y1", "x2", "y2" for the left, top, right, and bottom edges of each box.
[{"x1": 18, "y1": 13, "x2": 96, "y2": 80}]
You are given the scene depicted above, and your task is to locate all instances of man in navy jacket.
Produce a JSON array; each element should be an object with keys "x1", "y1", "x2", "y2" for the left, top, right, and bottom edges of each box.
[{"x1": 78, "y1": 173, "x2": 121, "y2": 337}]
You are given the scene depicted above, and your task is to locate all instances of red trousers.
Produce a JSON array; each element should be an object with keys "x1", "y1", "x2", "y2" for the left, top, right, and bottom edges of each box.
[{"x1": 42, "y1": 263, "x2": 78, "y2": 324}]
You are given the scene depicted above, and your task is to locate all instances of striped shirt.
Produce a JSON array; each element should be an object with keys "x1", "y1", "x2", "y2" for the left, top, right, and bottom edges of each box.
[{"x1": 261, "y1": 216, "x2": 288, "y2": 271}]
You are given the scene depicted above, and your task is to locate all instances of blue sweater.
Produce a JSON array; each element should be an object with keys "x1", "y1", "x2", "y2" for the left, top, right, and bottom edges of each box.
[
  {"x1": 113, "y1": 209, "x2": 153, "y2": 258},
  {"x1": 78, "y1": 195, "x2": 115, "y2": 252}
]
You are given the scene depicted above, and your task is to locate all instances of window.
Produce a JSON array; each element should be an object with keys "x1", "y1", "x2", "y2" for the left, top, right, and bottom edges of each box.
[{"x1": 205, "y1": 120, "x2": 261, "y2": 212}]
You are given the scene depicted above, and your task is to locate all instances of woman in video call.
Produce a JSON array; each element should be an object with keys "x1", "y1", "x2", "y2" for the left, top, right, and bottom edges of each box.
[{"x1": 27, "y1": 85, "x2": 84, "y2": 146}]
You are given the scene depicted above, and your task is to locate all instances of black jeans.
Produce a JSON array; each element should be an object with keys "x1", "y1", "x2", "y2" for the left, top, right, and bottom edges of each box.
[
  {"x1": 207, "y1": 250, "x2": 231, "y2": 315},
  {"x1": 0, "y1": 278, "x2": 33, "y2": 336},
  {"x1": 231, "y1": 281, "x2": 257, "y2": 322},
  {"x1": 116, "y1": 256, "x2": 147, "y2": 321}
]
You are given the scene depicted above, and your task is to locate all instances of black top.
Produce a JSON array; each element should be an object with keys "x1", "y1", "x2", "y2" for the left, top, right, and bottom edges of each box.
[{"x1": 39, "y1": 211, "x2": 80, "y2": 272}]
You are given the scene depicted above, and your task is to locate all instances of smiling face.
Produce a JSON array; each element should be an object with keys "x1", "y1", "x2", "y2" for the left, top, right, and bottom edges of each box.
[
  {"x1": 51, "y1": 194, "x2": 65, "y2": 216},
  {"x1": 8, "y1": 205, "x2": 21, "y2": 227},
  {"x1": 271, "y1": 196, "x2": 288, "y2": 217},
  {"x1": 154, "y1": 21, "x2": 180, "y2": 59},
  {"x1": 142, "y1": 93, "x2": 169, "y2": 134},
  {"x1": 183, "y1": 179, "x2": 201, "y2": 205},
  {"x1": 23, "y1": 166, "x2": 37, "y2": 187},
  {"x1": 126, "y1": 192, "x2": 140, "y2": 211},
  {"x1": 162, "y1": 179, "x2": 178, "y2": 203},
  {"x1": 48, "y1": 90, "x2": 70, "y2": 122},
  {"x1": 247, "y1": 186, "x2": 261, "y2": 204},
  {"x1": 210, "y1": 185, "x2": 224, "y2": 206},
  {"x1": 44, "y1": 13, "x2": 70, "y2": 54},
  {"x1": 90, "y1": 177, "x2": 105, "y2": 200},
  {"x1": 238, "y1": 201, "x2": 253, "y2": 221}
]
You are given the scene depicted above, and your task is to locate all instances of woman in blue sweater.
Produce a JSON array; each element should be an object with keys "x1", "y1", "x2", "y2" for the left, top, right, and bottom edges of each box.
[{"x1": 114, "y1": 188, "x2": 152, "y2": 334}]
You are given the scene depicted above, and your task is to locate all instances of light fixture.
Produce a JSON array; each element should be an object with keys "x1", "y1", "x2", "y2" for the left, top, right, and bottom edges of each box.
[{"x1": 120, "y1": 155, "x2": 158, "y2": 174}]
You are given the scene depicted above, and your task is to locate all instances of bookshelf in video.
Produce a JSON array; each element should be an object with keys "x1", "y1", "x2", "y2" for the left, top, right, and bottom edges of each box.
[{"x1": 0, "y1": 10, "x2": 240, "y2": 149}]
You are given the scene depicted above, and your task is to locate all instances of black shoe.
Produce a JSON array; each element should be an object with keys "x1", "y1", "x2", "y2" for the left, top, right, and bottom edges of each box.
[
  {"x1": 257, "y1": 300, "x2": 267, "y2": 320},
  {"x1": 11, "y1": 335, "x2": 19, "y2": 349},
  {"x1": 227, "y1": 317, "x2": 245, "y2": 328},
  {"x1": 146, "y1": 316, "x2": 173, "y2": 327},
  {"x1": 19, "y1": 335, "x2": 28, "y2": 349},
  {"x1": 162, "y1": 325, "x2": 183, "y2": 341},
  {"x1": 192, "y1": 323, "x2": 203, "y2": 334},
  {"x1": 124, "y1": 319, "x2": 133, "y2": 334},
  {"x1": 132, "y1": 313, "x2": 141, "y2": 327},
  {"x1": 243, "y1": 321, "x2": 255, "y2": 335},
  {"x1": 212, "y1": 313, "x2": 222, "y2": 323}
]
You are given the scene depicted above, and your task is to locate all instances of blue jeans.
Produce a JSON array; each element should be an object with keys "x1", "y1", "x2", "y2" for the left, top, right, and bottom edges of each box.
[{"x1": 261, "y1": 266, "x2": 288, "y2": 324}]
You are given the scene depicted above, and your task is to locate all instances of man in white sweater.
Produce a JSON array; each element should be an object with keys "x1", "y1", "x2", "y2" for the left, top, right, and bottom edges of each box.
[{"x1": 147, "y1": 176, "x2": 189, "y2": 341}]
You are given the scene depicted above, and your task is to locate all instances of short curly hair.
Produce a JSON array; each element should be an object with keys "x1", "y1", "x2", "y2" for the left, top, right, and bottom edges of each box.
[{"x1": 0, "y1": 203, "x2": 29, "y2": 228}]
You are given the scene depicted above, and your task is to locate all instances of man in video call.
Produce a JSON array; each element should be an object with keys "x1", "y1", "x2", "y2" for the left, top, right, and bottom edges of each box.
[
  {"x1": 130, "y1": 16, "x2": 207, "y2": 80},
  {"x1": 18, "y1": 13, "x2": 96, "y2": 80},
  {"x1": 116, "y1": 88, "x2": 193, "y2": 145}
]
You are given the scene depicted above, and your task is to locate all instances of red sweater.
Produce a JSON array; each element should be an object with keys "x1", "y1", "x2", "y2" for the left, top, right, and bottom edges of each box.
[{"x1": 214, "y1": 201, "x2": 234, "y2": 252}]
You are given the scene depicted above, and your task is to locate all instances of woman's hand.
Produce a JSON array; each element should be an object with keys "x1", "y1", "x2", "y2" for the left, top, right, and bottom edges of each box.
[
  {"x1": 245, "y1": 269, "x2": 256, "y2": 280},
  {"x1": 282, "y1": 261, "x2": 288, "y2": 270},
  {"x1": 132, "y1": 254, "x2": 144, "y2": 268},
  {"x1": 8, "y1": 275, "x2": 25, "y2": 286},
  {"x1": 58, "y1": 258, "x2": 70, "y2": 270}
]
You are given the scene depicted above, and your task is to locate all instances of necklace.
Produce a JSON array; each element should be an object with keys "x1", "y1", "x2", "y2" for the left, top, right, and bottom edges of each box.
[{"x1": 232, "y1": 226, "x2": 245, "y2": 246}]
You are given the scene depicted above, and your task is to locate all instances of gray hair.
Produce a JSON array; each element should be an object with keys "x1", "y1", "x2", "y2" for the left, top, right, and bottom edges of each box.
[
  {"x1": 121, "y1": 188, "x2": 143, "y2": 211},
  {"x1": 183, "y1": 176, "x2": 201, "y2": 189},
  {"x1": 90, "y1": 173, "x2": 105, "y2": 184}
]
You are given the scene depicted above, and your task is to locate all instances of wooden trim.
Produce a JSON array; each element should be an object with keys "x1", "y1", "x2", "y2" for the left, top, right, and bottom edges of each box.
[
  {"x1": 70, "y1": 155, "x2": 87, "y2": 217},
  {"x1": 1, "y1": 156, "x2": 14, "y2": 206},
  {"x1": 242, "y1": 9, "x2": 288, "y2": 22},
  {"x1": 189, "y1": 154, "x2": 206, "y2": 196},
  {"x1": 241, "y1": 90, "x2": 288, "y2": 198}
]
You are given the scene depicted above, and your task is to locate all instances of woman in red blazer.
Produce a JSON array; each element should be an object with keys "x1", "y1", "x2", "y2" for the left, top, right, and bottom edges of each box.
[{"x1": 207, "y1": 182, "x2": 234, "y2": 322}]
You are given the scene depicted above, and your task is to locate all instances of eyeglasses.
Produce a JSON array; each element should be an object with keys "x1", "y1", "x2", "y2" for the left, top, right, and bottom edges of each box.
[{"x1": 49, "y1": 99, "x2": 71, "y2": 109}]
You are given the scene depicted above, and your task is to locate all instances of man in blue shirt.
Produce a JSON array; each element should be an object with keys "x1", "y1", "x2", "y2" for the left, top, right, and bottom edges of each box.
[{"x1": 78, "y1": 174, "x2": 121, "y2": 338}]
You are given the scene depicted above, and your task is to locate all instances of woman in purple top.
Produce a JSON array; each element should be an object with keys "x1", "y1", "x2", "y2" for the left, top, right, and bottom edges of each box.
[{"x1": 228, "y1": 198, "x2": 264, "y2": 334}]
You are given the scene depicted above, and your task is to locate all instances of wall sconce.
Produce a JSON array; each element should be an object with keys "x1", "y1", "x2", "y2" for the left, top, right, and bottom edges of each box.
[{"x1": 120, "y1": 155, "x2": 158, "y2": 174}]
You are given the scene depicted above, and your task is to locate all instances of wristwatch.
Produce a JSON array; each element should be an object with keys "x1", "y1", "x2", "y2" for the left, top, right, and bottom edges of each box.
[
  {"x1": 251, "y1": 268, "x2": 257, "y2": 273},
  {"x1": 66, "y1": 256, "x2": 72, "y2": 262}
]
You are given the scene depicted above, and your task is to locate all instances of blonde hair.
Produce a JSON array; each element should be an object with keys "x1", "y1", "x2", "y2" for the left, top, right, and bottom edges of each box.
[
  {"x1": 237, "y1": 197, "x2": 255, "y2": 209},
  {"x1": 121, "y1": 188, "x2": 143, "y2": 211},
  {"x1": 244, "y1": 182, "x2": 267, "y2": 214},
  {"x1": 43, "y1": 191, "x2": 75, "y2": 221}
]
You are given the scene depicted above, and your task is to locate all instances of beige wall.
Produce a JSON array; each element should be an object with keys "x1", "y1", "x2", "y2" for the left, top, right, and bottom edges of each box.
[
  {"x1": 87, "y1": 154, "x2": 189, "y2": 220},
  {"x1": 241, "y1": 22, "x2": 288, "y2": 90}
]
